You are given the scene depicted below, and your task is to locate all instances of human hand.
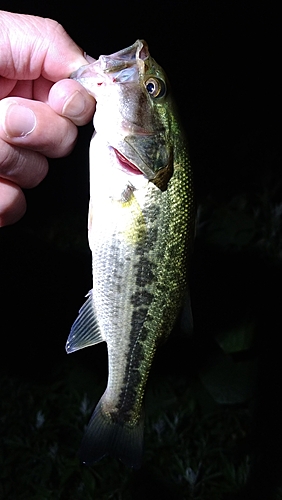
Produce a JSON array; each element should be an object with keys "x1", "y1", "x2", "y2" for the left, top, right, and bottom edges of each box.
[{"x1": 0, "y1": 11, "x2": 95, "y2": 226}]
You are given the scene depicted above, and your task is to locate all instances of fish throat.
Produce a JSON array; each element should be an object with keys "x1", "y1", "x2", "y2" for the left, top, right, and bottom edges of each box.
[{"x1": 113, "y1": 148, "x2": 144, "y2": 176}]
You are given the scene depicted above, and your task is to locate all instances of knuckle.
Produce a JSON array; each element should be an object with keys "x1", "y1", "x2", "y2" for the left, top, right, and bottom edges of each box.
[
  {"x1": 44, "y1": 18, "x2": 66, "y2": 37},
  {"x1": 0, "y1": 140, "x2": 48, "y2": 188},
  {"x1": 0, "y1": 141, "x2": 20, "y2": 177}
]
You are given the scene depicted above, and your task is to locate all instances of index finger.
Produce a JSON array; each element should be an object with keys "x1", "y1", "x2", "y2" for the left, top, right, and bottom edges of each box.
[{"x1": 0, "y1": 11, "x2": 88, "y2": 81}]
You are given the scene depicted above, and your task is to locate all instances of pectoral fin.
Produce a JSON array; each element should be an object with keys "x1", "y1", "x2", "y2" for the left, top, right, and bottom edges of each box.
[{"x1": 66, "y1": 290, "x2": 104, "y2": 353}]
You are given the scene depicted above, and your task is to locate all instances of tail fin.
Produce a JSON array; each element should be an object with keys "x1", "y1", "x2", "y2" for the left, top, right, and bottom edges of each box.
[{"x1": 79, "y1": 399, "x2": 144, "y2": 469}]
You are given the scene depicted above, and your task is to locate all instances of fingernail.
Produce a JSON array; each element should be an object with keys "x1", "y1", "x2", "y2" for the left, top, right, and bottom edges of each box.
[
  {"x1": 4, "y1": 104, "x2": 36, "y2": 138},
  {"x1": 62, "y1": 90, "x2": 86, "y2": 118},
  {"x1": 84, "y1": 53, "x2": 96, "y2": 63}
]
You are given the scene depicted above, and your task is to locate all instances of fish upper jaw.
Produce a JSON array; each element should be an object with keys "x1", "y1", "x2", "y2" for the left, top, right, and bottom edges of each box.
[
  {"x1": 98, "y1": 39, "x2": 148, "y2": 75},
  {"x1": 71, "y1": 65, "x2": 140, "y2": 100},
  {"x1": 70, "y1": 40, "x2": 148, "y2": 99}
]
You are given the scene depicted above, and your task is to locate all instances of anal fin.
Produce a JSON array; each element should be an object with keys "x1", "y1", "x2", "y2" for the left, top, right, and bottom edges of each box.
[{"x1": 66, "y1": 290, "x2": 104, "y2": 353}]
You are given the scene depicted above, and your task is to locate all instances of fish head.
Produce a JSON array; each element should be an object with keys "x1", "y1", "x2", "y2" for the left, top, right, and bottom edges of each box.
[{"x1": 71, "y1": 40, "x2": 175, "y2": 190}]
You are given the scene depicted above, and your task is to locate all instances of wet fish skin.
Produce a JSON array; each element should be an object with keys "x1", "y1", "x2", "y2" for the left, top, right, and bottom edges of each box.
[{"x1": 66, "y1": 40, "x2": 195, "y2": 468}]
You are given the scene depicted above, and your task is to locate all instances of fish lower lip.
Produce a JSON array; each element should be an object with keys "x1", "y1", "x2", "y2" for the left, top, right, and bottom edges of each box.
[{"x1": 113, "y1": 148, "x2": 143, "y2": 175}]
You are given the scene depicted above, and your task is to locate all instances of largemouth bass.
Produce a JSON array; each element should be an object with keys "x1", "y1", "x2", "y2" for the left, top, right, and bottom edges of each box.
[{"x1": 66, "y1": 40, "x2": 195, "y2": 469}]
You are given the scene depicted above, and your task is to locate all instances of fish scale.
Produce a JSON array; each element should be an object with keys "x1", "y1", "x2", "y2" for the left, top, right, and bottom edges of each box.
[{"x1": 66, "y1": 39, "x2": 195, "y2": 468}]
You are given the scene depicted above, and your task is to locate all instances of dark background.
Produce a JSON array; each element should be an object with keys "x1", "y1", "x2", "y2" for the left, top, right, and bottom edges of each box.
[{"x1": 1, "y1": 2, "x2": 281, "y2": 499}]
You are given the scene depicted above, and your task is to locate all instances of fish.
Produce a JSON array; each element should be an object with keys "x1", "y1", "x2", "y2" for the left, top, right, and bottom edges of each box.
[{"x1": 66, "y1": 39, "x2": 195, "y2": 469}]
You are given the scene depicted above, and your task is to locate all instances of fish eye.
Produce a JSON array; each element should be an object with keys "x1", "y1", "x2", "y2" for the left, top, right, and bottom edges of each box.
[{"x1": 145, "y1": 77, "x2": 166, "y2": 98}]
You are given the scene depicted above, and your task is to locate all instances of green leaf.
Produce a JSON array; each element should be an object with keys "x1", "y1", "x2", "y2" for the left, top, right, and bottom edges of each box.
[
  {"x1": 216, "y1": 321, "x2": 255, "y2": 354},
  {"x1": 199, "y1": 351, "x2": 257, "y2": 404}
]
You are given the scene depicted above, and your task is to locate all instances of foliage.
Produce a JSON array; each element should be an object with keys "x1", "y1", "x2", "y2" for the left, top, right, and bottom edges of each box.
[{"x1": 0, "y1": 357, "x2": 254, "y2": 500}]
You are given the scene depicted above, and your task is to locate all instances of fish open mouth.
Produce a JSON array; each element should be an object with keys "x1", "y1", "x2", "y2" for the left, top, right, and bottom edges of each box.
[{"x1": 113, "y1": 148, "x2": 144, "y2": 176}]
